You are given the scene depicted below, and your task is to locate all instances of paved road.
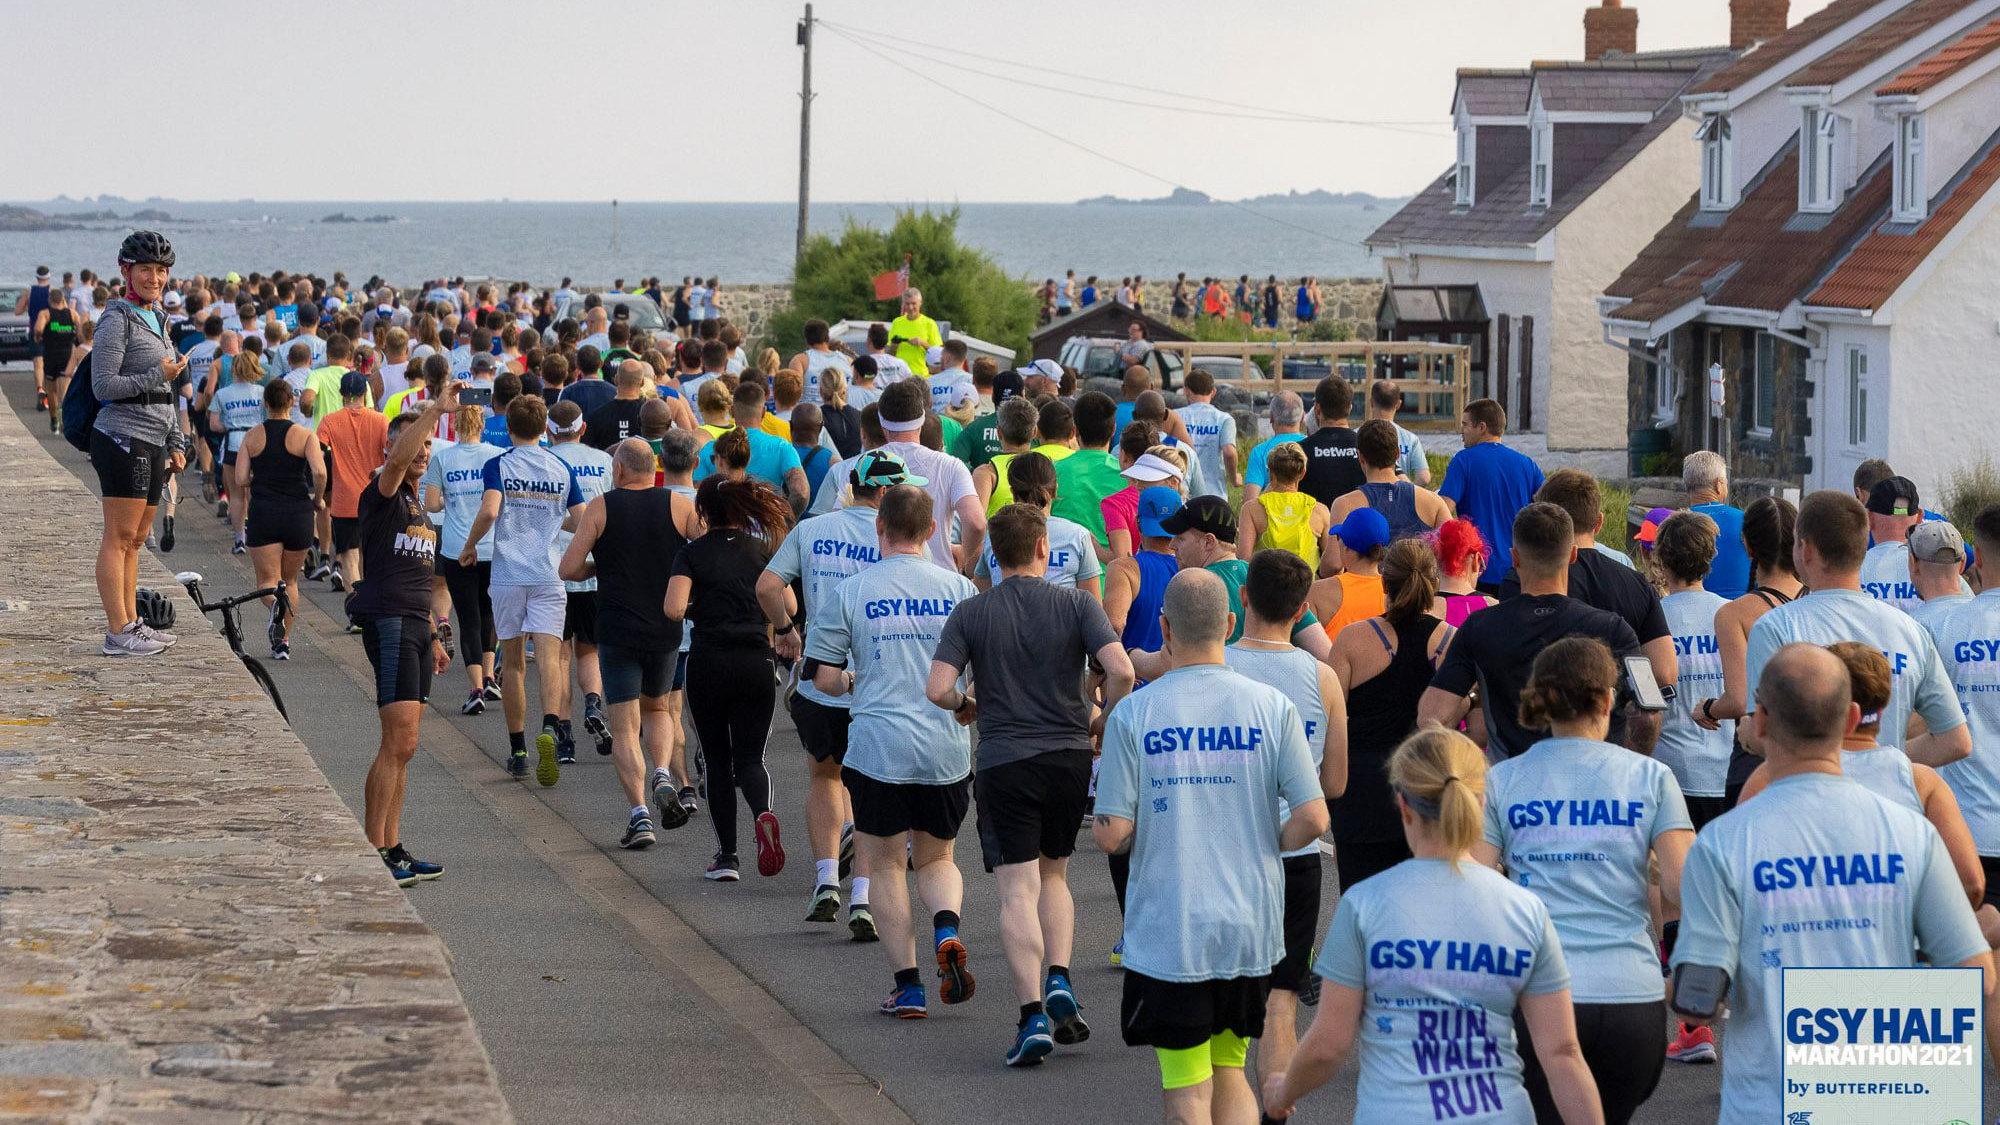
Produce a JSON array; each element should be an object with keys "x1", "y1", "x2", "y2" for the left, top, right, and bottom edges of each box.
[{"x1": 29, "y1": 364, "x2": 1986, "y2": 1124}]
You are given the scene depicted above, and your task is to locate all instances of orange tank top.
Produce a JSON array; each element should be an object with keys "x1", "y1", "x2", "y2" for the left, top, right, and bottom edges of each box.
[{"x1": 1323, "y1": 572, "x2": 1387, "y2": 638}]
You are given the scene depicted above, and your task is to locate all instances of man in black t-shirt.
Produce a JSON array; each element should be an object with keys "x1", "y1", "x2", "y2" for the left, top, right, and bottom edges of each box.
[
  {"x1": 584, "y1": 361, "x2": 650, "y2": 451},
  {"x1": 354, "y1": 396, "x2": 456, "y2": 889},
  {"x1": 1497, "y1": 468, "x2": 1678, "y2": 691},
  {"x1": 1298, "y1": 375, "x2": 1363, "y2": 506},
  {"x1": 1420, "y1": 501, "x2": 1652, "y2": 756}
]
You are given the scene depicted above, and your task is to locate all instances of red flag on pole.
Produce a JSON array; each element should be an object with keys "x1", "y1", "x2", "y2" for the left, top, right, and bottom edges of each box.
[{"x1": 872, "y1": 255, "x2": 911, "y2": 301}]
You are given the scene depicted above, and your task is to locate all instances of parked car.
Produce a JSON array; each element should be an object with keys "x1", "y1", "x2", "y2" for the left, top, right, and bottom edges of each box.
[
  {"x1": 546, "y1": 291, "x2": 669, "y2": 346},
  {"x1": 1056, "y1": 335, "x2": 1185, "y2": 391},
  {"x1": 0, "y1": 284, "x2": 32, "y2": 362}
]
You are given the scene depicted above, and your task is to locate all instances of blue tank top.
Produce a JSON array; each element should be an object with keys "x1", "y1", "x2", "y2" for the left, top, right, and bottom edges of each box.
[
  {"x1": 1361, "y1": 480, "x2": 1426, "y2": 541},
  {"x1": 1122, "y1": 550, "x2": 1177, "y2": 652},
  {"x1": 1295, "y1": 285, "x2": 1312, "y2": 317}
]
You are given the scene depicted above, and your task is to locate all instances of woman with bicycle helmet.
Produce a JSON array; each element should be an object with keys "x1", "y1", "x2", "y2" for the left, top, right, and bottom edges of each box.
[{"x1": 95, "y1": 230, "x2": 187, "y2": 657}]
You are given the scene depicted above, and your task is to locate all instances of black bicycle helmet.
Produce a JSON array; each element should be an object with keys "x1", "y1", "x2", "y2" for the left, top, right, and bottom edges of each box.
[
  {"x1": 135, "y1": 588, "x2": 176, "y2": 632},
  {"x1": 117, "y1": 230, "x2": 176, "y2": 268}
]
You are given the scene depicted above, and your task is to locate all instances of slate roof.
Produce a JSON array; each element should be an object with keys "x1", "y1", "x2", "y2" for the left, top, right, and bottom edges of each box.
[
  {"x1": 1691, "y1": 0, "x2": 1888, "y2": 94},
  {"x1": 1876, "y1": 13, "x2": 2000, "y2": 92},
  {"x1": 1804, "y1": 126, "x2": 2000, "y2": 308},
  {"x1": 1536, "y1": 65, "x2": 1711, "y2": 112},
  {"x1": 1784, "y1": 0, "x2": 1989, "y2": 87},
  {"x1": 1456, "y1": 71, "x2": 1532, "y2": 115}
]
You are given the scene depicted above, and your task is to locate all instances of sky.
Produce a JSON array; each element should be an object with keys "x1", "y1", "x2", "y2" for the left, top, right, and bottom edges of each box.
[{"x1": 0, "y1": 0, "x2": 1836, "y2": 204}]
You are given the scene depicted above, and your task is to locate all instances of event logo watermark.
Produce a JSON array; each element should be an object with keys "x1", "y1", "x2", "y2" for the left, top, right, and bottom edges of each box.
[{"x1": 1781, "y1": 966, "x2": 1982, "y2": 1125}]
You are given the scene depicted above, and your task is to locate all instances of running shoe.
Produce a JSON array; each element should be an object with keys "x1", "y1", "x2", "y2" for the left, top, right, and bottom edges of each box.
[
  {"x1": 653, "y1": 772, "x2": 690, "y2": 831},
  {"x1": 705, "y1": 854, "x2": 741, "y2": 882},
  {"x1": 621, "y1": 813, "x2": 657, "y2": 850},
  {"x1": 678, "y1": 786, "x2": 698, "y2": 816},
  {"x1": 218, "y1": 498, "x2": 231, "y2": 520},
  {"x1": 1006, "y1": 1013, "x2": 1055, "y2": 1068},
  {"x1": 385, "y1": 845, "x2": 443, "y2": 881},
  {"x1": 535, "y1": 724, "x2": 560, "y2": 787},
  {"x1": 754, "y1": 811, "x2": 786, "y2": 877},
  {"x1": 344, "y1": 618, "x2": 364, "y2": 635},
  {"x1": 1109, "y1": 940, "x2": 1124, "y2": 968},
  {"x1": 159, "y1": 516, "x2": 175, "y2": 553},
  {"x1": 36, "y1": 390, "x2": 46, "y2": 412},
  {"x1": 806, "y1": 884, "x2": 840, "y2": 923},
  {"x1": 838, "y1": 822, "x2": 855, "y2": 884},
  {"x1": 270, "y1": 640, "x2": 291, "y2": 661},
  {"x1": 383, "y1": 854, "x2": 418, "y2": 888},
  {"x1": 584, "y1": 697, "x2": 611, "y2": 755},
  {"x1": 308, "y1": 559, "x2": 332, "y2": 582},
  {"x1": 461, "y1": 692, "x2": 484, "y2": 716},
  {"x1": 1044, "y1": 973, "x2": 1088, "y2": 1045},
  {"x1": 555, "y1": 724, "x2": 577, "y2": 766},
  {"x1": 199, "y1": 469, "x2": 216, "y2": 505},
  {"x1": 1666, "y1": 1023, "x2": 1717, "y2": 1064},
  {"x1": 936, "y1": 936, "x2": 975, "y2": 1005},
  {"x1": 879, "y1": 982, "x2": 927, "y2": 1019},
  {"x1": 482, "y1": 682, "x2": 503, "y2": 703},
  {"x1": 102, "y1": 623, "x2": 167, "y2": 657},
  {"x1": 508, "y1": 749, "x2": 528, "y2": 778},
  {"x1": 230, "y1": 534, "x2": 246, "y2": 555},
  {"x1": 328, "y1": 566, "x2": 346, "y2": 593},
  {"x1": 267, "y1": 606, "x2": 285, "y2": 655},
  {"x1": 848, "y1": 905, "x2": 878, "y2": 943}
]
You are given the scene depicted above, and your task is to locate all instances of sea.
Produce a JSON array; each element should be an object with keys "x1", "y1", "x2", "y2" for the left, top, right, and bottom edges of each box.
[{"x1": 0, "y1": 199, "x2": 1389, "y2": 286}]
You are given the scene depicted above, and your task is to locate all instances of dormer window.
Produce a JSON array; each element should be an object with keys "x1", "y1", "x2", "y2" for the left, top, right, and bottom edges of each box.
[
  {"x1": 1894, "y1": 113, "x2": 1926, "y2": 223},
  {"x1": 1530, "y1": 119, "x2": 1553, "y2": 208},
  {"x1": 1455, "y1": 126, "x2": 1476, "y2": 208},
  {"x1": 1801, "y1": 107, "x2": 1839, "y2": 212},
  {"x1": 1698, "y1": 114, "x2": 1735, "y2": 211}
]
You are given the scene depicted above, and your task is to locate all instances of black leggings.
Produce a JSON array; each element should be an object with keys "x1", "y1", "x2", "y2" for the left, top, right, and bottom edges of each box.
[
  {"x1": 1518, "y1": 999, "x2": 1665, "y2": 1125},
  {"x1": 685, "y1": 645, "x2": 775, "y2": 857},
  {"x1": 439, "y1": 557, "x2": 495, "y2": 668}
]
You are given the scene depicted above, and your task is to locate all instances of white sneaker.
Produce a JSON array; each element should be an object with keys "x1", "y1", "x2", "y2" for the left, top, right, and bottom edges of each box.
[
  {"x1": 136, "y1": 622, "x2": 177, "y2": 647},
  {"x1": 103, "y1": 623, "x2": 166, "y2": 657}
]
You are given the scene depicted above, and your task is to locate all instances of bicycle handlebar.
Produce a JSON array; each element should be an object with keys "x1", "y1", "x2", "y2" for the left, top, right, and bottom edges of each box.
[{"x1": 181, "y1": 578, "x2": 290, "y2": 616}]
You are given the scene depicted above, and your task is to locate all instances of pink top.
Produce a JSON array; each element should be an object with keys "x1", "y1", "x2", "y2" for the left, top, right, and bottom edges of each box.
[
  {"x1": 1101, "y1": 485, "x2": 1140, "y2": 546},
  {"x1": 1443, "y1": 592, "x2": 1491, "y2": 628}
]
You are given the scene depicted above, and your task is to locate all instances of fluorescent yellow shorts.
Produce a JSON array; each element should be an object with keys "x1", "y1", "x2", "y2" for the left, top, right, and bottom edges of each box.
[{"x1": 1154, "y1": 1031, "x2": 1250, "y2": 1090}]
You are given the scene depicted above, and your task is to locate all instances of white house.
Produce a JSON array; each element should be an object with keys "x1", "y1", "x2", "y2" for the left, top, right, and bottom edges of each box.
[
  {"x1": 1367, "y1": 1, "x2": 1733, "y2": 475},
  {"x1": 1599, "y1": 0, "x2": 2000, "y2": 498}
]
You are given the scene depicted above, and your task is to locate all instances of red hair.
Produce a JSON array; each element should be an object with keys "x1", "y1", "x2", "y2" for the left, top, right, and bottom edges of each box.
[{"x1": 1430, "y1": 518, "x2": 1490, "y2": 581}]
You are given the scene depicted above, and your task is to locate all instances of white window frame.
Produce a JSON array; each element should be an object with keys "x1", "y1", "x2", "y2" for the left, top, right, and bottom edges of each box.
[
  {"x1": 1455, "y1": 125, "x2": 1476, "y2": 208},
  {"x1": 1530, "y1": 119, "x2": 1553, "y2": 208},
  {"x1": 1845, "y1": 345, "x2": 1869, "y2": 447},
  {"x1": 1751, "y1": 331, "x2": 1777, "y2": 436},
  {"x1": 1698, "y1": 114, "x2": 1736, "y2": 210},
  {"x1": 1801, "y1": 107, "x2": 1839, "y2": 212},
  {"x1": 1894, "y1": 113, "x2": 1926, "y2": 222},
  {"x1": 1652, "y1": 333, "x2": 1679, "y2": 421}
]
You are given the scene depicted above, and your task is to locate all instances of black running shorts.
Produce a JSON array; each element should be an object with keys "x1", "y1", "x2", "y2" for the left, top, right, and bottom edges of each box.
[
  {"x1": 246, "y1": 502, "x2": 314, "y2": 551},
  {"x1": 790, "y1": 693, "x2": 852, "y2": 765},
  {"x1": 361, "y1": 614, "x2": 434, "y2": 707},
  {"x1": 89, "y1": 429, "x2": 164, "y2": 505},
  {"x1": 1120, "y1": 971, "x2": 1271, "y2": 1051},
  {"x1": 843, "y1": 768, "x2": 969, "y2": 841},
  {"x1": 563, "y1": 590, "x2": 598, "y2": 644},
  {"x1": 973, "y1": 748, "x2": 1092, "y2": 871}
]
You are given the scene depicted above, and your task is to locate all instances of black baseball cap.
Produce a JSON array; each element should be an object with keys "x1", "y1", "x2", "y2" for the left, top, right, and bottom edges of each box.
[
  {"x1": 1866, "y1": 476, "x2": 1920, "y2": 517},
  {"x1": 1158, "y1": 494, "x2": 1236, "y2": 543},
  {"x1": 992, "y1": 369, "x2": 1025, "y2": 404}
]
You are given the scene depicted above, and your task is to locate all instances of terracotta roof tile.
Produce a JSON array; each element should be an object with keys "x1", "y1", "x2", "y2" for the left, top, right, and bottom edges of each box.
[
  {"x1": 1786, "y1": 0, "x2": 1987, "y2": 87},
  {"x1": 1694, "y1": 0, "x2": 1895, "y2": 94},
  {"x1": 1805, "y1": 133, "x2": 2000, "y2": 308},
  {"x1": 1877, "y1": 14, "x2": 2000, "y2": 93}
]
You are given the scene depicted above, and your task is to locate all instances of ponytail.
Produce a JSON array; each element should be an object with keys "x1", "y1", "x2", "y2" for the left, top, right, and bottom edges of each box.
[
  {"x1": 1387, "y1": 729, "x2": 1487, "y2": 868},
  {"x1": 1379, "y1": 538, "x2": 1441, "y2": 626},
  {"x1": 1006, "y1": 450, "x2": 1058, "y2": 510}
]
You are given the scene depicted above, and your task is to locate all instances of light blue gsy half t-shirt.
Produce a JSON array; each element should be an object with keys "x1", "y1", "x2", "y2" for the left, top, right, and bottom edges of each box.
[
  {"x1": 1861, "y1": 540, "x2": 1971, "y2": 614},
  {"x1": 1177, "y1": 402, "x2": 1237, "y2": 500},
  {"x1": 1671, "y1": 773, "x2": 1986, "y2": 1125},
  {"x1": 481, "y1": 444, "x2": 584, "y2": 587},
  {"x1": 972, "y1": 514, "x2": 1101, "y2": 590},
  {"x1": 214, "y1": 382, "x2": 265, "y2": 453},
  {"x1": 1481, "y1": 737, "x2": 1691, "y2": 1003},
  {"x1": 1315, "y1": 859, "x2": 1570, "y2": 1125},
  {"x1": 1919, "y1": 587, "x2": 2000, "y2": 854},
  {"x1": 1224, "y1": 643, "x2": 1329, "y2": 860},
  {"x1": 1745, "y1": 587, "x2": 1966, "y2": 748},
  {"x1": 1658, "y1": 588, "x2": 1733, "y2": 798},
  {"x1": 765, "y1": 506, "x2": 882, "y2": 710},
  {"x1": 552, "y1": 441, "x2": 614, "y2": 593},
  {"x1": 422, "y1": 440, "x2": 502, "y2": 562},
  {"x1": 1096, "y1": 663, "x2": 1321, "y2": 982},
  {"x1": 805, "y1": 553, "x2": 976, "y2": 786}
]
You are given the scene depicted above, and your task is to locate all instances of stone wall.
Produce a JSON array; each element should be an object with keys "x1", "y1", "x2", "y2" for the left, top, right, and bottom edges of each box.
[{"x1": 0, "y1": 407, "x2": 511, "y2": 1120}]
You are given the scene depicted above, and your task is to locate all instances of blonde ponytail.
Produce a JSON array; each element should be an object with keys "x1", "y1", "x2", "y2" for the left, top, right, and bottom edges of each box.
[{"x1": 1387, "y1": 728, "x2": 1488, "y2": 868}]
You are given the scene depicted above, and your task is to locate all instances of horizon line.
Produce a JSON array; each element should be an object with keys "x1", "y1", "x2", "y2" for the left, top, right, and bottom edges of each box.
[{"x1": 6, "y1": 194, "x2": 1408, "y2": 208}]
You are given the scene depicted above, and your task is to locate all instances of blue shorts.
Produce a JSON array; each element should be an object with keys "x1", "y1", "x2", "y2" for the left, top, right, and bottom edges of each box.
[{"x1": 600, "y1": 642, "x2": 673, "y2": 705}]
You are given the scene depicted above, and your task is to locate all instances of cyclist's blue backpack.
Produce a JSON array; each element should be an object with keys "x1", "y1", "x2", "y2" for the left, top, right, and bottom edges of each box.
[{"x1": 60, "y1": 304, "x2": 136, "y2": 452}]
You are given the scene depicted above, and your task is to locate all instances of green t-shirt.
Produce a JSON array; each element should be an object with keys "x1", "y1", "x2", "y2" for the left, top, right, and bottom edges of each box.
[
  {"x1": 1052, "y1": 449, "x2": 1126, "y2": 545},
  {"x1": 305, "y1": 365, "x2": 369, "y2": 428},
  {"x1": 938, "y1": 414, "x2": 962, "y2": 456},
  {"x1": 1204, "y1": 557, "x2": 1320, "y2": 644},
  {"x1": 951, "y1": 412, "x2": 1003, "y2": 469}
]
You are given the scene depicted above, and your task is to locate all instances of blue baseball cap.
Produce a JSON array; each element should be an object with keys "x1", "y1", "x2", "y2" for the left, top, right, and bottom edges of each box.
[
  {"x1": 1136, "y1": 486, "x2": 1184, "y2": 538},
  {"x1": 1330, "y1": 506, "x2": 1391, "y2": 554}
]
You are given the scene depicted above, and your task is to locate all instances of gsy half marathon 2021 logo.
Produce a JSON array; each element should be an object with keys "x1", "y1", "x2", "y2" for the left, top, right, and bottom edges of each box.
[{"x1": 1782, "y1": 967, "x2": 1982, "y2": 1125}]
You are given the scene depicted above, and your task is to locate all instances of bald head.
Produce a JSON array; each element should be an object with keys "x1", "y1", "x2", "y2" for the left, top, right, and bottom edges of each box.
[
  {"x1": 1756, "y1": 643, "x2": 1857, "y2": 756},
  {"x1": 1162, "y1": 568, "x2": 1232, "y2": 651},
  {"x1": 612, "y1": 438, "x2": 658, "y2": 484}
]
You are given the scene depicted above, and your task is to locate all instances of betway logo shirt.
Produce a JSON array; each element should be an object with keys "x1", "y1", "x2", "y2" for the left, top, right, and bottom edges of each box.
[{"x1": 481, "y1": 445, "x2": 583, "y2": 586}]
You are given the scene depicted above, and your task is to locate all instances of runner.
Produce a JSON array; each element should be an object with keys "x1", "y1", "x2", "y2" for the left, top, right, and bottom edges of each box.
[
  {"x1": 1265, "y1": 728, "x2": 1600, "y2": 1124},
  {"x1": 1175, "y1": 369, "x2": 1238, "y2": 500},
  {"x1": 1050, "y1": 392, "x2": 1127, "y2": 552},
  {"x1": 1859, "y1": 475, "x2": 1969, "y2": 612},
  {"x1": 1237, "y1": 442, "x2": 1327, "y2": 571},
  {"x1": 208, "y1": 342, "x2": 265, "y2": 553},
  {"x1": 1309, "y1": 508, "x2": 1389, "y2": 638},
  {"x1": 1329, "y1": 420, "x2": 1450, "y2": 541},
  {"x1": 458, "y1": 395, "x2": 585, "y2": 787},
  {"x1": 424, "y1": 402, "x2": 502, "y2": 713},
  {"x1": 355, "y1": 402, "x2": 455, "y2": 888},
  {"x1": 37, "y1": 287, "x2": 78, "y2": 435},
  {"x1": 549, "y1": 401, "x2": 616, "y2": 764},
  {"x1": 1681, "y1": 451, "x2": 1749, "y2": 599},
  {"x1": 1670, "y1": 642, "x2": 1991, "y2": 1124},
  {"x1": 1362, "y1": 380, "x2": 1429, "y2": 485},
  {"x1": 1691, "y1": 496, "x2": 1804, "y2": 803},
  {"x1": 238, "y1": 379, "x2": 326, "y2": 660},
  {"x1": 806, "y1": 485, "x2": 976, "y2": 1015},
  {"x1": 656, "y1": 432, "x2": 705, "y2": 823},
  {"x1": 1297, "y1": 376, "x2": 1363, "y2": 507},
  {"x1": 1432, "y1": 516, "x2": 1496, "y2": 625},
  {"x1": 759, "y1": 453, "x2": 911, "y2": 936},
  {"x1": 971, "y1": 453, "x2": 1102, "y2": 596},
  {"x1": 1221, "y1": 549, "x2": 1346, "y2": 1105},
  {"x1": 972, "y1": 397, "x2": 1038, "y2": 516},
  {"x1": 810, "y1": 381, "x2": 984, "y2": 572},
  {"x1": 1151, "y1": 496, "x2": 1333, "y2": 660},
  {"x1": 1094, "y1": 568, "x2": 1327, "y2": 1123},
  {"x1": 1240, "y1": 392, "x2": 1306, "y2": 507},
  {"x1": 1437, "y1": 399, "x2": 1544, "y2": 593},
  {"x1": 559, "y1": 438, "x2": 703, "y2": 849},
  {"x1": 1103, "y1": 487, "x2": 1182, "y2": 653},
  {"x1": 1908, "y1": 521, "x2": 1975, "y2": 626},
  {"x1": 1474, "y1": 638, "x2": 1693, "y2": 1123},
  {"x1": 1918, "y1": 505, "x2": 2000, "y2": 907},
  {"x1": 932, "y1": 502, "x2": 1135, "y2": 1063}
]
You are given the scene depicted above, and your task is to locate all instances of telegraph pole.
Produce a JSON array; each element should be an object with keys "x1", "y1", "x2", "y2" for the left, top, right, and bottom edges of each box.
[{"x1": 795, "y1": 3, "x2": 814, "y2": 273}]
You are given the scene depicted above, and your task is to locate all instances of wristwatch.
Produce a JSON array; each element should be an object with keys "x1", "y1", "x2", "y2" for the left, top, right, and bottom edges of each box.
[{"x1": 1700, "y1": 698, "x2": 1717, "y2": 722}]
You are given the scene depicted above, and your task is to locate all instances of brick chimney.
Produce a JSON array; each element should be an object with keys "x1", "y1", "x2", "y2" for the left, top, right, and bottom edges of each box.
[
  {"x1": 1584, "y1": 0, "x2": 1640, "y2": 59},
  {"x1": 1730, "y1": 0, "x2": 1790, "y2": 49}
]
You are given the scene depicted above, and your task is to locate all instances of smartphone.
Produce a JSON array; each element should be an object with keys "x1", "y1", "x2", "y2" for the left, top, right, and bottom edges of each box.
[
  {"x1": 1624, "y1": 653, "x2": 1669, "y2": 713},
  {"x1": 460, "y1": 385, "x2": 493, "y2": 408},
  {"x1": 1670, "y1": 963, "x2": 1730, "y2": 1020}
]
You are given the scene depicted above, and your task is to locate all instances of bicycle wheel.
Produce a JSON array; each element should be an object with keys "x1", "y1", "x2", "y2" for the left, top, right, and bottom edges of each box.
[{"x1": 241, "y1": 655, "x2": 289, "y2": 724}]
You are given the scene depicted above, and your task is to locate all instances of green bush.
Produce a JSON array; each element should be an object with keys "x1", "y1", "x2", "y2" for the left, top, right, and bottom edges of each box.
[
  {"x1": 1938, "y1": 456, "x2": 2000, "y2": 536},
  {"x1": 1427, "y1": 452, "x2": 1450, "y2": 485},
  {"x1": 1599, "y1": 482, "x2": 1635, "y2": 555},
  {"x1": 1638, "y1": 451, "x2": 1680, "y2": 479},
  {"x1": 763, "y1": 207, "x2": 1037, "y2": 361},
  {"x1": 1302, "y1": 319, "x2": 1354, "y2": 343}
]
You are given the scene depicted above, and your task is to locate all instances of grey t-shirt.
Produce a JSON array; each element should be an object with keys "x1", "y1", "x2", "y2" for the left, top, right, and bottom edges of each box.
[{"x1": 933, "y1": 576, "x2": 1119, "y2": 771}]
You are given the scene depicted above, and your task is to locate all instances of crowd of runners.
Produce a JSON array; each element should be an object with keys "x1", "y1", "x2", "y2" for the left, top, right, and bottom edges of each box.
[{"x1": 37, "y1": 231, "x2": 2000, "y2": 1123}]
